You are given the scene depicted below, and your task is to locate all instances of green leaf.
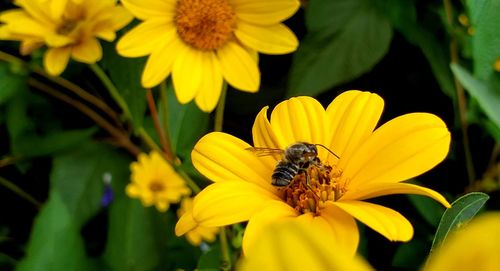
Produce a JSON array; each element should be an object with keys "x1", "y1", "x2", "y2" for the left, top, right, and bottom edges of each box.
[
  {"x1": 197, "y1": 243, "x2": 222, "y2": 271},
  {"x1": 451, "y1": 64, "x2": 500, "y2": 129},
  {"x1": 287, "y1": 0, "x2": 392, "y2": 97},
  {"x1": 0, "y1": 62, "x2": 26, "y2": 105},
  {"x1": 51, "y1": 142, "x2": 131, "y2": 227},
  {"x1": 466, "y1": 0, "x2": 500, "y2": 79},
  {"x1": 100, "y1": 41, "x2": 147, "y2": 131},
  {"x1": 408, "y1": 194, "x2": 445, "y2": 227},
  {"x1": 380, "y1": 0, "x2": 455, "y2": 98},
  {"x1": 392, "y1": 237, "x2": 428, "y2": 270},
  {"x1": 164, "y1": 83, "x2": 209, "y2": 160},
  {"x1": 430, "y1": 192, "x2": 489, "y2": 253},
  {"x1": 17, "y1": 191, "x2": 91, "y2": 271}
]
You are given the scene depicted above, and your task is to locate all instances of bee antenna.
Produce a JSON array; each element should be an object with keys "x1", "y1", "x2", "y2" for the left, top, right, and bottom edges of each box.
[{"x1": 315, "y1": 144, "x2": 340, "y2": 159}]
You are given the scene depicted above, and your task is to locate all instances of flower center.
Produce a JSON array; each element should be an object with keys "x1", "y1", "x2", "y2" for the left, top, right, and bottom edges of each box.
[
  {"x1": 175, "y1": 0, "x2": 236, "y2": 50},
  {"x1": 280, "y1": 163, "x2": 347, "y2": 215},
  {"x1": 56, "y1": 19, "x2": 79, "y2": 35},
  {"x1": 149, "y1": 181, "x2": 165, "y2": 193}
]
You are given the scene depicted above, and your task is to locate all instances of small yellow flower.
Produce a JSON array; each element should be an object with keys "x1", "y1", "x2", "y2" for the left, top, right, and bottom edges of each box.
[
  {"x1": 0, "y1": 0, "x2": 133, "y2": 75},
  {"x1": 117, "y1": 0, "x2": 299, "y2": 112},
  {"x1": 424, "y1": 212, "x2": 500, "y2": 271},
  {"x1": 176, "y1": 90, "x2": 451, "y2": 254},
  {"x1": 177, "y1": 197, "x2": 219, "y2": 246},
  {"x1": 126, "y1": 151, "x2": 190, "y2": 212},
  {"x1": 239, "y1": 219, "x2": 373, "y2": 271}
]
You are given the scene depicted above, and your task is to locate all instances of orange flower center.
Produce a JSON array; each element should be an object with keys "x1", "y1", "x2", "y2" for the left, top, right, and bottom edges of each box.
[
  {"x1": 175, "y1": 0, "x2": 236, "y2": 50},
  {"x1": 149, "y1": 181, "x2": 165, "y2": 193},
  {"x1": 56, "y1": 19, "x2": 79, "y2": 35},
  {"x1": 281, "y1": 164, "x2": 347, "y2": 215}
]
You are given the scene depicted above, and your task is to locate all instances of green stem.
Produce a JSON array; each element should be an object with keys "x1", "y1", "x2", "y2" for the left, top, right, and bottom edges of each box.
[
  {"x1": 0, "y1": 176, "x2": 41, "y2": 209},
  {"x1": 219, "y1": 227, "x2": 232, "y2": 271},
  {"x1": 177, "y1": 169, "x2": 201, "y2": 194},
  {"x1": 137, "y1": 127, "x2": 162, "y2": 154},
  {"x1": 159, "y1": 81, "x2": 172, "y2": 152},
  {"x1": 89, "y1": 63, "x2": 133, "y2": 121},
  {"x1": 214, "y1": 83, "x2": 228, "y2": 132}
]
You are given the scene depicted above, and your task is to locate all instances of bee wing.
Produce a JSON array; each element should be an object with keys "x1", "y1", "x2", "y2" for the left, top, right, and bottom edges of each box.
[{"x1": 245, "y1": 147, "x2": 284, "y2": 157}]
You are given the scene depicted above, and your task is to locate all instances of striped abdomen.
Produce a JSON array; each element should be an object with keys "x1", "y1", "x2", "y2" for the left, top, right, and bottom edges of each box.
[{"x1": 272, "y1": 161, "x2": 299, "y2": 186}]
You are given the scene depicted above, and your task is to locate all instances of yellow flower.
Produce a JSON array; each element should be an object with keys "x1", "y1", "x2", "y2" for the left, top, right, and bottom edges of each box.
[
  {"x1": 176, "y1": 90, "x2": 451, "y2": 254},
  {"x1": 126, "y1": 151, "x2": 190, "y2": 212},
  {"x1": 117, "y1": 0, "x2": 299, "y2": 112},
  {"x1": 239, "y1": 219, "x2": 373, "y2": 271},
  {"x1": 177, "y1": 197, "x2": 220, "y2": 246},
  {"x1": 0, "y1": 0, "x2": 133, "y2": 75},
  {"x1": 424, "y1": 212, "x2": 500, "y2": 271}
]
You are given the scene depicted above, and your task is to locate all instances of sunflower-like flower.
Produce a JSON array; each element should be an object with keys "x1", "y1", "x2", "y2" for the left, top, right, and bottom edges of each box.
[
  {"x1": 176, "y1": 90, "x2": 451, "y2": 254},
  {"x1": 126, "y1": 151, "x2": 190, "y2": 212},
  {"x1": 117, "y1": 0, "x2": 299, "y2": 112},
  {"x1": 177, "y1": 197, "x2": 220, "y2": 246},
  {"x1": 239, "y1": 219, "x2": 373, "y2": 271},
  {"x1": 425, "y1": 212, "x2": 500, "y2": 271},
  {"x1": 0, "y1": 0, "x2": 133, "y2": 75}
]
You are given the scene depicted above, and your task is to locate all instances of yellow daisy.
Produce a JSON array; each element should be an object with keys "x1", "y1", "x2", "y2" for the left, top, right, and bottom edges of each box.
[
  {"x1": 176, "y1": 90, "x2": 451, "y2": 254},
  {"x1": 239, "y1": 219, "x2": 373, "y2": 271},
  {"x1": 425, "y1": 212, "x2": 500, "y2": 271},
  {"x1": 126, "y1": 151, "x2": 190, "y2": 212},
  {"x1": 117, "y1": 0, "x2": 299, "y2": 112},
  {"x1": 177, "y1": 197, "x2": 220, "y2": 246},
  {"x1": 0, "y1": 0, "x2": 133, "y2": 75}
]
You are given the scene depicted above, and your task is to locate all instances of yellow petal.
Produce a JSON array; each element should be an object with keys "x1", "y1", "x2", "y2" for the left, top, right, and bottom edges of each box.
[
  {"x1": 342, "y1": 182, "x2": 451, "y2": 208},
  {"x1": 319, "y1": 204, "x2": 360, "y2": 255},
  {"x1": 48, "y1": 0, "x2": 66, "y2": 19},
  {"x1": 141, "y1": 37, "x2": 185, "y2": 88},
  {"x1": 194, "y1": 53, "x2": 223, "y2": 112},
  {"x1": 326, "y1": 90, "x2": 384, "y2": 165},
  {"x1": 106, "y1": 6, "x2": 134, "y2": 30},
  {"x1": 116, "y1": 19, "x2": 174, "y2": 57},
  {"x1": 13, "y1": 0, "x2": 53, "y2": 26},
  {"x1": 425, "y1": 212, "x2": 500, "y2": 271},
  {"x1": 235, "y1": 22, "x2": 298, "y2": 54},
  {"x1": 175, "y1": 211, "x2": 198, "y2": 236},
  {"x1": 217, "y1": 41, "x2": 260, "y2": 92},
  {"x1": 251, "y1": 106, "x2": 282, "y2": 164},
  {"x1": 231, "y1": 0, "x2": 300, "y2": 25},
  {"x1": 269, "y1": 96, "x2": 328, "y2": 156},
  {"x1": 239, "y1": 218, "x2": 373, "y2": 271},
  {"x1": 333, "y1": 200, "x2": 414, "y2": 242},
  {"x1": 192, "y1": 181, "x2": 278, "y2": 228},
  {"x1": 0, "y1": 10, "x2": 52, "y2": 37},
  {"x1": 192, "y1": 132, "x2": 275, "y2": 191},
  {"x1": 243, "y1": 200, "x2": 297, "y2": 254},
  {"x1": 121, "y1": 0, "x2": 175, "y2": 20},
  {"x1": 344, "y1": 113, "x2": 451, "y2": 187},
  {"x1": 172, "y1": 48, "x2": 214, "y2": 105},
  {"x1": 44, "y1": 47, "x2": 71, "y2": 76},
  {"x1": 71, "y1": 38, "x2": 102, "y2": 63}
]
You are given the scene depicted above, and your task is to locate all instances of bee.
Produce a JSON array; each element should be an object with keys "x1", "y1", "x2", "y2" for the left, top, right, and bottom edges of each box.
[{"x1": 247, "y1": 142, "x2": 339, "y2": 187}]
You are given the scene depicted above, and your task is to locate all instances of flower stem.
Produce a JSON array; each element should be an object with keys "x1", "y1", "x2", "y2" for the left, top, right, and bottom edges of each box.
[
  {"x1": 28, "y1": 78, "x2": 142, "y2": 156},
  {"x1": 146, "y1": 89, "x2": 175, "y2": 163},
  {"x1": 0, "y1": 50, "x2": 120, "y2": 122},
  {"x1": 159, "y1": 81, "x2": 172, "y2": 151},
  {"x1": 89, "y1": 63, "x2": 133, "y2": 122},
  {"x1": 219, "y1": 227, "x2": 232, "y2": 271},
  {"x1": 443, "y1": 0, "x2": 476, "y2": 184},
  {"x1": 214, "y1": 83, "x2": 228, "y2": 132},
  {"x1": 0, "y1": 176, "x2": 41, "y2": 209},
  {"x1": 177, "y1": 168, "x2": 201, "y2": 194}
]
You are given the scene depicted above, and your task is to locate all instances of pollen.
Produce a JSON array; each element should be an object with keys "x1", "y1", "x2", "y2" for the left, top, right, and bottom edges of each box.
[
  {"x1": 175, "y1": 0, "x2": 236, "y2": 50},
  {"x1": 281, "y1": 163, "x2": 346, "y2": 215}
]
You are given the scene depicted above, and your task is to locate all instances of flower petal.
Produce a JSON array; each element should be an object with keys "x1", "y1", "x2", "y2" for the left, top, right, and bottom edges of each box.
[
  {"x1": 192, "y1": 132, "x2": 275, "y2": 191},
  {"x1": 269, "y1": 97, "x2": 328, "y2": 156},
  {"x1": 0, "y1": 10, "x2": 52, "y2": 37},
  {"x1": 116, "y1": 19, "x2": 174, "y2": 57},
  {"x1": 44, "y1": 47, "x2": 71, "y2": 76},
  {"x1": 194, "y1": 53, "x2": 223, "y2": 112},
  {"x1": 342, "y1": 182, "x2": 451, "y2": 208},
  {"x1": 141, "y1": 37, "x2": 185, "y2": 88},
  {"x1": 231, "y1": 0, "x2": 300, "y2": 25},
  {"x1": 121, "y1": 0, "x2": 175, "y2": 20},
  {"x1": 13, "y1": 0, "x2": 53, "y2": 26},
  {"x1": 251, "y1": 106, "x2": 282, "y2": 164},
  {"x1": 333, "y1": 201, "x2": 413, "y2": 242},
  {"x1": 326, "y1": 90, "x2": 384, "y2": 165},
  {"x1": 172, "y1": 48, "x2": 213, "y2": 104},
  {"x1": 319, "y1": 205, "x2": 360, "y2": 255},
  {"x1": 192, "y1": 181, "x2": 278, "y2": 228},
  {"x1": 71, "y1": 37, "x2": 102, "y2": 63},
  {"x1": 243, "y1": 200, "x2": 297, "y2": 254},
  {"x1": 235, "y1": 22, "x2": 298, "y2": 54},
  {"x1": 217, "y1": 41, "x2": 260, "y2": 92},
  {"x1": 175, "y1": 210, "x2": 198, "y2": 236},
  {"x1": 344, "y1": 113, "x2": 451, "y2": 188}
]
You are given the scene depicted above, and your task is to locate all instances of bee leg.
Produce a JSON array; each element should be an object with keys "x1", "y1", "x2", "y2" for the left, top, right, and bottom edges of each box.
[{"x1": 300, "y1": 169, "x2": 319, "y2": 200}]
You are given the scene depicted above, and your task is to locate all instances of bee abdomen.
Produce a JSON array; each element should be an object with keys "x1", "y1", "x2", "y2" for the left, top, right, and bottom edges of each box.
[{"x1": 272, "y1": 161, "x2": 299, "y2": 186}]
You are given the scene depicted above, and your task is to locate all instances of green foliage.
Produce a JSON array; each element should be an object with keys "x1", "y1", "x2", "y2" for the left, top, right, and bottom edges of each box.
[
  {"x1": 430, "y1": 192, "x2": 489, "y2": 253},
  {"x1": 288, "y1": 0, "x2": 392, "y2": 97}
]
